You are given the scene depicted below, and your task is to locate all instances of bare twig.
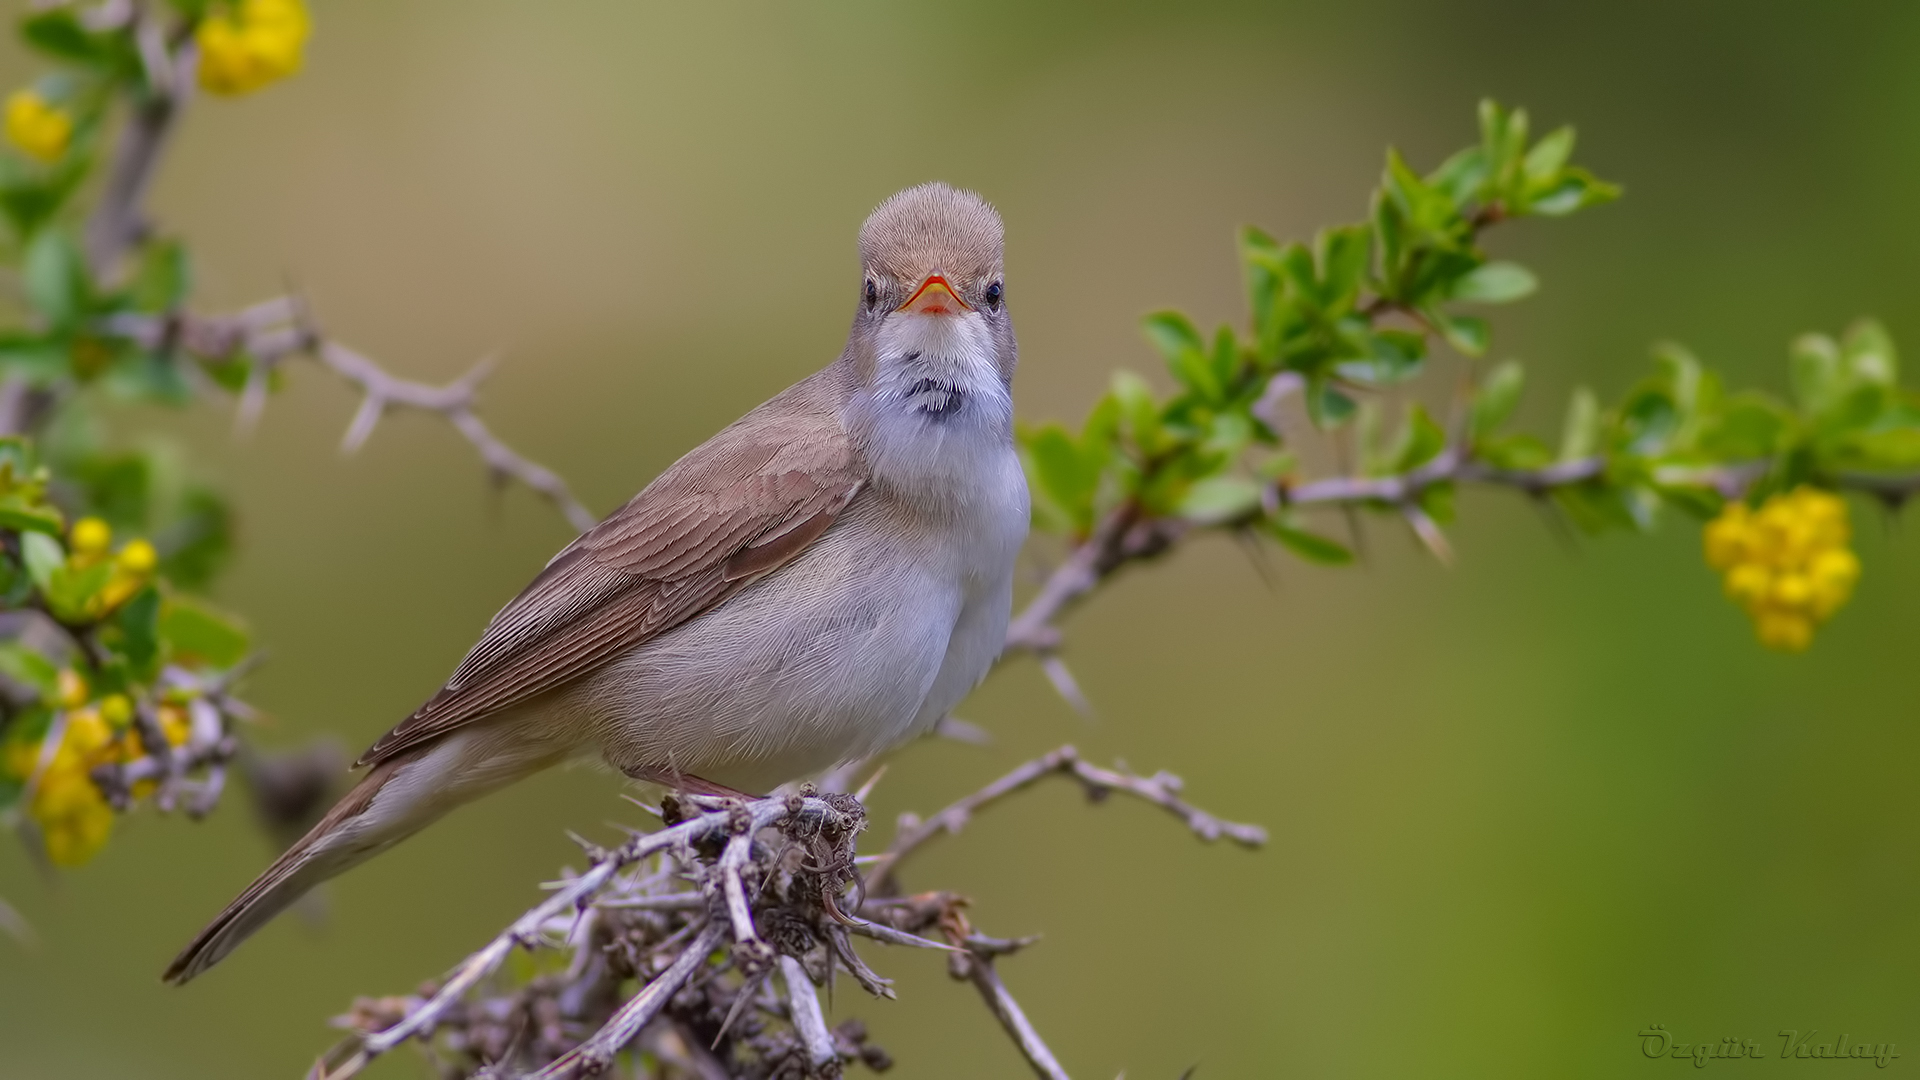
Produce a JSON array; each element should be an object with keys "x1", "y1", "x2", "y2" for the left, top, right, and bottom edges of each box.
[
  {"x1": 868, "y1": 745, "x2": 1265, "y2": 891},
  {"x1": 318, "y1": 793, "x2": 863, "y2": 1079},
  {"x1": 532, "y1": 921, "x2": 727, "y2": 1080},
  {"x1": 780, "y1": 954, "x2": 840, "y2": 1076},
  {"x1": 719, "y1": 823, "x2": 771, "y2": 970},
  {"x1": 0, "y1": 895, "x2": 33, "y2": 947},
  {"x1": 320, "y1": 752, "x2": 1254, "y2": 1078},
  {"x1": 84, "y1": 7, "x2": 191, "y2": 276},
  {"x1": 104, "y1": 304, "x2": 599, "y2": 533},
  {"x1": 956, "y1": 945, "x2": 1071, "y2": 1080}
]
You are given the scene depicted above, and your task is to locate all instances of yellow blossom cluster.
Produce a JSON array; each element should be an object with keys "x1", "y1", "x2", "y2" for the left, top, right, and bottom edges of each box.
[
  {"x1": 0, "y1": 518, "x2": 179, "y2": 866},
  {"x1": 1703, "y1": 486, "x2": 1861, "y2": 652},
  {"x1": 0, "y1": 667, "x2": 190, "y2": 867},
  {"x1": 196, "y1": 0, "x2": 312, "y2": 97},
  {"x1": 4, "y1": 89, "x2": 71, "y2": 163},
  {"x1": 67, "y1": 516, "x2": 159, "y2": 618}
]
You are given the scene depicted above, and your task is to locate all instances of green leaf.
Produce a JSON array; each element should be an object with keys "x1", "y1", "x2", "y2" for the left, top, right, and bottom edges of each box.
[
  {"x1": 1315, "y1": 224, "x2": 1372, "y2": 310},
  {"x1": 0, "y1": 151, "x2": 92, "y2": 239},
  {"x1": 1432, "y1": 311, "x2": 1491, "y2": 356},
  {"x1": 24, "y1": 229, "x2": 89, "y2": 329},
  {"x1": 1559, "y1": 387, "x2": 1600, "y2": 461},
  {"x1": 1383, "y1": 147, "x2": 1458, "y2": 233},
  {"x1": 1698, "y1": 393, "x2": 1789, "y2": 459},
  {"x1": 1478, "y1": 432, "x2": 1555, "y2": 471},
  {"x1": 1144, "y1": 311, "x2": 1223, "y2": 402},
  {"x1": 1396, "y1": 402, "x2": 1447, "y2": 471},
  {"x1": 160, "y1": 595, "x2": 251, "y2": 668},
  {"x1": 0, "y1": 642, "x2": 59, "y2": 697},
  {"x1": 1305, "y1": 380, "x2": 1356, "y2": 427},
  {"x1": 1264, "y1": 520, "x2": 1354, "y2": 565},
  {"x1": 1240, "y1": 226, "x2": 1284, "y2": 353},
  {"x1": 114, "y1": 586, "x2": 162, "y2": 680},
  {"x1": 1840, "y1": 319, "x2": 1897, "y2": 386},
  {"x1": 46, "y1": 559, "x2": 112, "y2": 622},
  {"x1": 1335, "y1": 330, "x2": 1426, "y2": 385},
  {"x1": 1427, "y1": 147, "x2": 1488, "y2": 204},
  {"x1": 1203, "y1": 410, "x2": 1255, "y2": 457},
  {"x1": 102, "y1": 347, "x2": 194, "y2": 405},
  {"x1": 130, "y1": 239, "x2": 192, "y2": 313},
  {"x1": 1523, "y1": 127, "x2": 1576, "y2": 184},
  {"x1": 1177, "y1": 476, "x2": 1261, "y2": 525},
  {"x1": 1478, "y1": 99, "x2": 1530, "y2": 202},
  {"x1": 1789, "y1": 332, "x2": 1841, "y2": 414},
  {"x1": 20, "y1": 10, "x2": 108, "y2": 64},
  {"x1": 0, "y1": 330, "x2": 69, "y2": 385},
  {"x1": 1652, "y1": 342, "x2": 1704, "y2": 416},
  {"x1": 20, "y1": 530, "x2": 62, "y2": 592},
  {"x1": 1207, "y1": 326, "x2": 1239, "y2": 401},
  {"x1": 1110, "y1": 370, "x2": 1164, "y2": 451},
  {"x1": 1448, "y1": 261, "x2": 1538, "y2": 304},
  {"x1": 0, "y1": 494, "x2": 63, "y2": 535},
  {"x1": 1021, "y1": 425, "x2": 1100, "y2": 531},
  {"x1": 1527, "y1": 168, "x2": 1621, "y2": 216},
  {"x1": 1143, "y1": 311, "x2": 1205, "y2": 364},
  {"x1": 1471, "y1": 360, "x2": 1525, "y2": 439},
  {"x1": 1420, "y1": 480, "x2": 1457, "y2": 525}
]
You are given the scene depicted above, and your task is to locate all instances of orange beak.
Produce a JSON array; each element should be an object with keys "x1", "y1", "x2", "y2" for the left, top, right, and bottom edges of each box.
[{"x1": 898, "y1": 273, "x2": 971, "y2": 316}]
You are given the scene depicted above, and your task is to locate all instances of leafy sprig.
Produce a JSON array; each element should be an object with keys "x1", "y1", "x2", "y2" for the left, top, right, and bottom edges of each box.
[{"x1": 1013, "y1": 100, "x2": 1916, "y2": 656}]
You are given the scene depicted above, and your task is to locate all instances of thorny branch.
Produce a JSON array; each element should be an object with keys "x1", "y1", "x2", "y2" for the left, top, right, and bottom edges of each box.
[
  {"x1": 1003, "y1": 415, "x2": 1920, "y2": 681},
  {"x1": 313, "y1": 748, "x2": 1263, "y2": 1080},
  {"x1": 868, "y1": 744, "x2": 1266, "y2": 893},
  {"x1": 103, "y1": 299, "x2": 598, "y2": 533}
]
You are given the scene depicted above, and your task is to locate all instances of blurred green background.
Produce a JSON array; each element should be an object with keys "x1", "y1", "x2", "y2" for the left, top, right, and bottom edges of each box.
[{"x1": 6, "y1": 1, "x2": 1920, "y2": 1076}]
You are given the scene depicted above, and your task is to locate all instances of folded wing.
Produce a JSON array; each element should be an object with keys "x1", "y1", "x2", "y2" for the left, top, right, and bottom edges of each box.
[{"x1": 357, "y1": 380, "x2": 865, "y2": 768}]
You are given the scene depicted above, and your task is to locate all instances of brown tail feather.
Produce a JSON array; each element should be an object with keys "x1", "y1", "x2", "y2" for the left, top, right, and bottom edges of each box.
[{"x1": 163, "y1": 754, "x2": 407, "y2": 985}]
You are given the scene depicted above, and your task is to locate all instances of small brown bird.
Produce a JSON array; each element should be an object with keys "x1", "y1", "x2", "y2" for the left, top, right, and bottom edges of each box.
[{"x1": 165, "y1": 183, "x2": 1027, "y2": 983}]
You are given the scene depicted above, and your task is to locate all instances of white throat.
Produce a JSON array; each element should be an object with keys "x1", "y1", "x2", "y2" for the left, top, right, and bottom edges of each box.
[{"x1": 845, "y1": 312, "x2": 1016, "y2": 514}]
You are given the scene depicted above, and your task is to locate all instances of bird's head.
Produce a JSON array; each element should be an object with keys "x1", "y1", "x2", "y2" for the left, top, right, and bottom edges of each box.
[{"x1": 848, "y1": 183, "x2": 1013, "y2": 390}]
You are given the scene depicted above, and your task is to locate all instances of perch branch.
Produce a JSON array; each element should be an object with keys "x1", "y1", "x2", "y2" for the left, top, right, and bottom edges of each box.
[
  {"x1": 317, "y1": 794, "x2": 860, "y2": 1079},
  {"x1": 531, "y1": 921, "x2": 728, "y2": 1080},
  {"x1": 780, "y1": 955, "x2": 840, "y2": 1074}
]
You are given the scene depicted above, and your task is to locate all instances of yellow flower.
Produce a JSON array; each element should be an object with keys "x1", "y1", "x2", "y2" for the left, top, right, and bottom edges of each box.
[
  {"x1": 54, "y1": 668, "x2": 89, "y2": 710},
  {"x1": 32, "y1": 766, "x2": 113, "y2": 867},
  {"x1": 157, "y1": 704, "x2": 192, "y2": 748},
  {"x1": 2, "y1": 735, "x2": 41, "y2": 780},
  {"x1": 196, "y1": 0, "x2": 312, "y2": 97},
  {"x1": 70, "y1": 516, "x2": 111, "y2": 559},
  {"x1": 100, "y1": 694, "x2": 133, "y2": 730},
  {"x1": 63, "y1": 707, "x2": 112, "y2": 762},
  {"x1": 1702, "y1": 486, "x2": 1859, "y2": 652},
  {"x1": 117, "y1": 538, "x2": 158, "y2": 574},
  {"x1": 4, "y1": 89, "x2": 71, "y2": 163},
  {"x1": 95, "y1": 539, "x2": 158, "y2": 613}
]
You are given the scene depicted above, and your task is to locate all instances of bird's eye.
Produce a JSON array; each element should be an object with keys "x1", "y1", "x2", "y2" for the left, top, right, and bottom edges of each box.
[
  {"x1": 864, "y1": 279, "x2": 879, "y2": 308},
  {"x1": 984, "y1": 281, "x2": 1003, "y2": 309}
]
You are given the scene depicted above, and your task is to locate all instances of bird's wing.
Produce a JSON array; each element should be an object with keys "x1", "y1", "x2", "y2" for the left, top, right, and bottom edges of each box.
[{"x1": 356, "y1": 381, "x2": 866, "y2": 768}]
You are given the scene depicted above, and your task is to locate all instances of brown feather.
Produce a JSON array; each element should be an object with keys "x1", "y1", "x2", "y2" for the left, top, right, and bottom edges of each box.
[
  {"x1": 357, "y1": 370, "x2": 867, "y2": 768},
  {"x1": 163, "y1": 752, "x2": 410, "y2": 983}
]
